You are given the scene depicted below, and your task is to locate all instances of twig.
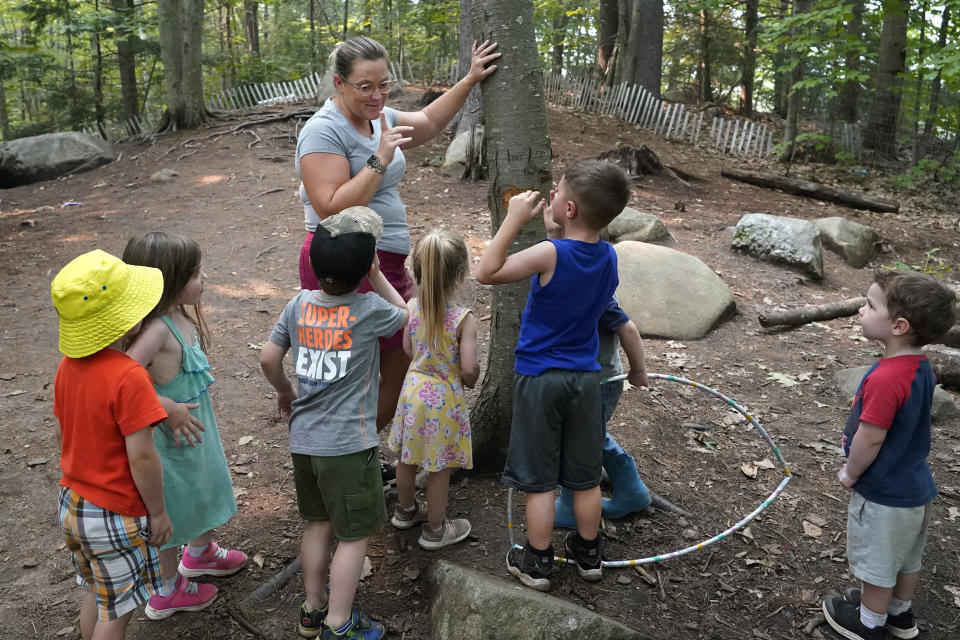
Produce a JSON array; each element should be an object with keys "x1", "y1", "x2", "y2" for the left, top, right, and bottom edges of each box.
[
  {"x1": 159, "y1": 144, "x2": 178, "y2": 159},
  {"x1": 243, "y1": 129, "x2": 262, "y2": 149},
  {"x1": 240, "y1": 556, "x2": 302, "y2": 607},
  {"x1": 701, "y1": 549, "x2": 715, "y2": 572},
  {"x1": 650, "y1": 490, "x2": 692, "y2": 517},
  {"x1": 803, "y1": 613, "x2": 826, "y2": 635},
  {"x1": 226, "y1": 604, "x2": 266, "y2": 638},
  {"x1": 256, "y1": 188, "x2": 285, "y2": 196},
  {"x1": 176, "y1": 149, "x2": 198, "y2": 161},
  {"x1": 763, "y1": 605, "x2": 786, "y2": 620},
  {"x1": 655, "y1": 567, "x2": 668, "y2": 600},
  {"x1": 633, "y1": 564, "x2": 657, "y2": 586},
  {"x1": 255, "y1": 244, "x2": 277, "y2": 261}
]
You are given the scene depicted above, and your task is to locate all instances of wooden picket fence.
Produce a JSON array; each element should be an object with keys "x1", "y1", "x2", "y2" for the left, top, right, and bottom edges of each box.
[{"x1": 543, "y1": 71, "x2": 776, "y2": 158}]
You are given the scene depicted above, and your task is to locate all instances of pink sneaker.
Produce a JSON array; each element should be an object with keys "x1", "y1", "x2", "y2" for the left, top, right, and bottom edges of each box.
[
  {"x1": 178, "y1": 542, "x2": 248, "y2": 577},
  {"x1": 145, "y1": 576, "x2": 217, "y2": 620}
]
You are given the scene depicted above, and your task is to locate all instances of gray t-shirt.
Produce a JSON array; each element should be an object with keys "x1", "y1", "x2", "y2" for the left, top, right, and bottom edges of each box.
[
  {"x1": 269, "y1": 289, "x2": 406, "y2": 456},
  {"x1": 295, "y1": 100, "x2": 409, "y2": 254}
]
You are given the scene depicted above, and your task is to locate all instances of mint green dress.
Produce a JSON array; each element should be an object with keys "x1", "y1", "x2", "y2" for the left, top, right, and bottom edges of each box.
[{"x1": 154, "y1": 316, "x2": 237, "y2": 550}]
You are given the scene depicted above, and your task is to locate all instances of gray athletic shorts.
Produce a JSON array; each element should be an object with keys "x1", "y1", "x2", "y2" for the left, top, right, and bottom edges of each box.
[
  {"x1": 502, "y1": 370, "x2": 603, "y2": 493},
  {"x1": 846, "y1": 491, "x2": 932, "y2": 588}
]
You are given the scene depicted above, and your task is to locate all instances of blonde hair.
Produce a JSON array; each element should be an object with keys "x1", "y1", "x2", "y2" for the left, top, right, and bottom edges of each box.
[
  {"x1": 122, "y1": 231, "x2": 210, "y2": 352},
  {"x1": 412, "y1": 230, "x2": 469, "y2": 349}
]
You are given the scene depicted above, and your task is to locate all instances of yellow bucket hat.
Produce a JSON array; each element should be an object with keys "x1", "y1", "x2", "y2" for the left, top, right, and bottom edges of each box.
[{"x1": 51, "y1": 249, "x2": 163, "y2": 358}]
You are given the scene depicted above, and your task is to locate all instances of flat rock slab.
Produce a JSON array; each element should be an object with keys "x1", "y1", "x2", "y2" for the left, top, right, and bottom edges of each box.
[
  {"x1": 833, "y1": 366, "x2": 958, "y2": 423},
  {"x1": 732, "y1": 213, "x2": 824, "y2": 279},
  {"x1": 0, "y1": 132, "x2": 114, "y2": 187},
  {"x1": 615, "y1": 241, "x2": 735, "y2": 340},
  {"x1": 429, "y1": 560, "x2": 650, "y2": 640}
]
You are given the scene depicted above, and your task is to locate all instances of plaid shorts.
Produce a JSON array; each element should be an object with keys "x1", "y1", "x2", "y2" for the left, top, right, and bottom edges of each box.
[{"x1": 57, "y1": 487, "x2": 162, "y2": 620}]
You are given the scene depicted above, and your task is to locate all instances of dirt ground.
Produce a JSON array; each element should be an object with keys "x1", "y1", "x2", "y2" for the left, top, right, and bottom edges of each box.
[{"x1": 2, "y1": 86, "x2": 960, "y2": 640}]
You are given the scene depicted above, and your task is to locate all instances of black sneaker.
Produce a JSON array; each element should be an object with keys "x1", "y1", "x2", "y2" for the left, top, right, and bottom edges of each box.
[
  {"x1": 843, "y1": 588, "x2": 918, "y2": 639},
  {"x1": 563, "y1": 530, "x2": 603, "y2": 582},
  {"x1": 298, "y1": 601, "x2": 327, "y2": 638},
  {"x1": 823, "y1": 594, "x2": 888, "y2": 640},
  {"x1": 506, "y1": 546, "x2": 553, "y2": 592}
]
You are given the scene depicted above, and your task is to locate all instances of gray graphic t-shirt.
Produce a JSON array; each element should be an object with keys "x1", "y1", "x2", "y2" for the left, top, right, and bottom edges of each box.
[{"x1": 269, "y1": 289, "x2": 405, "y2": 456}]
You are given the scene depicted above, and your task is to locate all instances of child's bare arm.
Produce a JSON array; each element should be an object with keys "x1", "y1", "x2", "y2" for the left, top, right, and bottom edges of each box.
[
  {"x1": 616, "y1": 320, "x2": 649, "y2": 388},
  {"x1": 477, "y1": 190, "x2": 554, "y2": 285},
  {"x1": 125, "y1": 427, "x2": 172, "y2": 547},
  {"x1": 368, "y1": 256, "x2": 411, "y2": 325},
  {"x1": 260, "y1": 341, "x2": 297, "y2": 422},
  {"x1": 458, "y1": 312, "x2": 480, "y2": 388},
  {"x1": 839, "y1": 421, "x2": 887, "y2": 489}
]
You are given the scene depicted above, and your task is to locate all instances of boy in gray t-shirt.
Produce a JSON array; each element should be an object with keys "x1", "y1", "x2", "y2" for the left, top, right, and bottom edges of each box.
[{"x1": 260, "y1": 207, "x2": 407, "y2": 639}]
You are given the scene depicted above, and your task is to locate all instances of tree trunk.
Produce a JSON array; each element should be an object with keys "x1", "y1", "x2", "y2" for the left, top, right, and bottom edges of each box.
[
  {"x1": 91, "y1": 0, "x2": 105, "y2": 137},
  {"x1": 835, "y1": 0, "x2": 863, "y2": 122},
  {"x1": 921, "y1": 7, "x2": 949, "y2": 144},
  {"x1": 697, "y1": 9, "x2": 712, "y2": 103},
  {"x1": 550, "y1": 10, "x2": 570, "y2": 76},
  {"x1": 244, "y1": 0, "x2": 260, "y2": 55},
  {"x1": 721, "y1": 167, "x2": 900, "y2": 212},
  {"x1": 343, "y1": 0, "x2": 349, "y2": 39},
  {"x1": 772, "y1": 0, "x2": 790, "y2": 116},
  {"x1": 450, "y1": 0, "x2": 482, "y2": 134},
  {"x1": 758, "y1": 297, "x2": 865, "y2": 327},
  {"x1": 598, "y1": 0, "x2": 618, "y2": 80},
  {"x1": 780, "y1": 0, "x2": 811, "y2": 162},
  {"x1": 739, "y1": 0, "x2": 758, "y2": 116},
  {"x1": 470, "y1": 0, "x2": 553, "y2": 468},
  {"x1": 863, "y1": 0, "x2": 908, "y2": 158},
  {"x1": 111, "y1": 0, "x2": 139, "y2": 128},
  {"x1": 0, "y1": 80, "x2": 9, "y2": 140},
  {"x1": 158, "y1": 0, "x2": 208, "y2": 130}
]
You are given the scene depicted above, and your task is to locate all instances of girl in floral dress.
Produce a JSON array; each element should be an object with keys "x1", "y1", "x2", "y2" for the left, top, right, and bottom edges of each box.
[{"x1": 388, "y1": 230, "x2": 479, "y2": 550}]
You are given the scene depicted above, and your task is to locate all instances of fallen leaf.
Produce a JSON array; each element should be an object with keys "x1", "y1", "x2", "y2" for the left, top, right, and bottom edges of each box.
[
  {"x1": 767, "y1": 372, "x2": 799, "y2": 387},
  {"x1": 27, "y1": 458, "x2": 49, "y2": 467},
  {"x1": 802, "y1": 521, "x2": 823, "y2": 538},
  {"x1": 761, "y1": 543, "x2": 782, "y2": 556},
  {"x1": 238, "y1": 435, "x2": 253, "y2": 446},
  {"x1": 944, "y1": 585, "x2": 960, "y2": 607},
  {"x1": 247, "y1": 341, "x2": 265, "y2": 350},
  {"x1": 804, "y1": 513, "x2": 828, "y2": 527},
  {"x1": 740, "y1": 462, "x2": 758, "y2": 479},
  {"x1": 754, "y1": 458, "x2": 776, "y2": 470},
  {"x1": 800, "y1": 589, "x2": 817, "y2": 604},
  {"x1": 253, "y1": 552, "x2": 265, "y2": 568},
  {"x1": 738, "y1": 527, "x2": 755, "y2": 541},
  {"x1": 948, "y1": 507, "x2": 960, "y2": 522},
  {"x1": 360, "y1": 556, "x2": 373, "y2": 580},
  {"x1": 55, "y1": 626, "x2": 75, "y2": 637}
]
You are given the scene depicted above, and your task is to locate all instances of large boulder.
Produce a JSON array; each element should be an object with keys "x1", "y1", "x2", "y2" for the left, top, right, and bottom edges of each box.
[
  {"x1": 615, "y1": 241, "x2": 735, "y2": 339},
  {"x1": 813, "y1": 217, "x2": 879, "y2": 268},
  {"x1": 441, "y1": 126, "x2": 484, "y2": 176},
  {"x1": 833, "y1": 366, "x2": 958, "y2": 423},
  {"x1": 0, "y1": 132, "x2": 114, "y2": 187},
  {"x1": 731, "y1": 213, "x2": 824, "y2": 279},
  {"x1": 429, "y1": 561, "x2": 645, "y2": 640},
  {"x1": 605, "y1": 207, "x2": 671, "y2": 244}
]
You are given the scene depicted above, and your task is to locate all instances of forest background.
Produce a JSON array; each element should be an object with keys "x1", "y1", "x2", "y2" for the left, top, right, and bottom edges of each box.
[{"x1": 2, "y1": 0, "x2": 960, "y2": 185}]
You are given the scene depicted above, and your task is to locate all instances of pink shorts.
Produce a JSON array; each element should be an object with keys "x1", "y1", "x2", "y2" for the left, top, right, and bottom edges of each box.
[{"x1": 299, "y1": 232, "x2": 413, "y2": 350}]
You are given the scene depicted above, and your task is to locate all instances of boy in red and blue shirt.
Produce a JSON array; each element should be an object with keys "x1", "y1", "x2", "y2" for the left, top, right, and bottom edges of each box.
[{"x1": 823, "y1": 270, "x2": 957, "y2": 640}]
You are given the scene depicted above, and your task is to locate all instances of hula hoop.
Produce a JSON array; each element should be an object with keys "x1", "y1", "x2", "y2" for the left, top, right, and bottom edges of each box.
[{"x1": 506, "y1": 372, "x2": 792, "y2": 568}]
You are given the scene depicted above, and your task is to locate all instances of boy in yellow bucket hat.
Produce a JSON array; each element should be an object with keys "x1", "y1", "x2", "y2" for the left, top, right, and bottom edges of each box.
[{"x1": 51, "y1": 249, "x2": 173, "y2": 638}]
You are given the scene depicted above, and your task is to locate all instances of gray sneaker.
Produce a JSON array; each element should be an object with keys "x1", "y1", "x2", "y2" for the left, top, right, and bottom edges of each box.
[
  {"x1": 390, "y1": 502, "x2": 428, "y2": 530},
  {"x1": 418, "y1": 518, "x2": 471, "y2": 550}
]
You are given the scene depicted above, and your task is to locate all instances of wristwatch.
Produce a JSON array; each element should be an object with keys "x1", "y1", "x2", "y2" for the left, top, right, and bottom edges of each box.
[{"x1": 366, "y1": 154, "x2": 386, "y2": 175}]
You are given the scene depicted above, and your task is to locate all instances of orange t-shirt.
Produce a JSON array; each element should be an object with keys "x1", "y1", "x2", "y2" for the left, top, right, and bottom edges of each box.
[{"x1": 54, "y1": 349, "x2": 167, "y2": 516}]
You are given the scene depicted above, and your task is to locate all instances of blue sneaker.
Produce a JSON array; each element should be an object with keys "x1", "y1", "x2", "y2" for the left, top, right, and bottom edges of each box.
[{"x1": 321, "y1": 606, "x2": 385, "y2": 640}]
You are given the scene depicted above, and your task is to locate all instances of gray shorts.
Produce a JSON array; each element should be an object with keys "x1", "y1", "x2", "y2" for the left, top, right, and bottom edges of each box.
[
  {"x1": 502, "y1": 370, "x2": 603, "y2": 493},
  {"x1": 846, "y1": 491, "x2": 932, "y2": 588}
]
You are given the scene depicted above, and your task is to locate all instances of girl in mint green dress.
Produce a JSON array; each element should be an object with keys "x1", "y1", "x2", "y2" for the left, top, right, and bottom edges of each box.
[{"x1": 124, "y1": 232, "x2": 246, "y2": 620}]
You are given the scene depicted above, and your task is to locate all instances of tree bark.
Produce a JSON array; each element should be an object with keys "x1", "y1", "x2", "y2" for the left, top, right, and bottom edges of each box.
[
  {"x1": 244, "y1": 0, "x2": 260, "y2": 55},
  {"x1": 598, "y1": 0, "x2": 618, "y2": 80},
  {"x1": 836, "y1": 0, "x2": 864, "y2": 123},
  {"x1": 780, "y1": 0, "x2": 811, "y2": 162},
  {"x1": 550, "y1": 8, "x2": 570, "y2": 76},
  {"x1": 863, "y1": 0, "x2": 907, "y2": 158},
  {"x1": 921, "y1": 7, "x2": 949, "y2": 147},
  {"x1": 158, "y1": 0, "x2": 208, "y2": 130},
  {"x1": 771, "y1": 0, "x2": 790, "y2": 116},
  {"x1": 721, "y1": 168, "x2": 900, "y2": 212},
  {"x1": 110, "y1": 0, "x2": 139, "y2": 128},
  {"x1": 470, "y1": 0, "x2": 553, "y2": 468},
  {"x1": 450, "y1": 0, "x2": 482, "y2": 134},
  {"x1": 739, "y1": 0, "x2": 758, "y2": 116},
  {"x1": 758, "y1": 297, "x2": 866, "y2": 328},
  {"x1": 697, "y1": 9, "x2": 712, "y2": 103},
  {"x1": 619, "y1": 0, "x2": 662, "y2": 97}
]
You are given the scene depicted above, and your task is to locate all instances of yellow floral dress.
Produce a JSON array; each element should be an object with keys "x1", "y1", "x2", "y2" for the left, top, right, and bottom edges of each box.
[{"x1": 388, "y1": 299, "x2": 472, "y2": 471}]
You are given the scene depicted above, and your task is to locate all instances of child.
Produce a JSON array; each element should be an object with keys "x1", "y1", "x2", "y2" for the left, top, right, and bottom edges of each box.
[
  {"x1": 822, "y1": 270, "x2": 957, "y2": 640},
  {"x1": 52, "y1": 249, "x2": 171, "y2": 639},
  {"x1": 123, "y1": 232, "x2": 246, "y2": 620},
  {"x1": 542, "y1": 212, "x2": 652, "y2": 527},
  {"x1": 476, "y1": 159, "x2": 630, "y2": 591},
  {"x1": 260, "y1": 206, "x2": 408, "y2": 639},
  {"x1": 387, "y1": 229, "x2": 480, "y2": 549}
]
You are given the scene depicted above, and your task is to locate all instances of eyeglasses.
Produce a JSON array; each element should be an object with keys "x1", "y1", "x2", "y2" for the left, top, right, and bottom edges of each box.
[{"x1": 339, "y1": 76, "x2": 395, "y2": 96}]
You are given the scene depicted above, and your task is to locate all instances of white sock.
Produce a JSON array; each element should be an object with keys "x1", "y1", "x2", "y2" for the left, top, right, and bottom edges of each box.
[
  {"x1": 159, "y1": 575, "x2": 177, "y2": 597},
  {"x1": 187, "y1": 543, "x2": 210, "y2": 558},
  {"x1": 860, "y1": 603, "x2": 887, "y2": 629},
  {"x1": 888, "y1": 597, "x2": 911, "y2": 616}
]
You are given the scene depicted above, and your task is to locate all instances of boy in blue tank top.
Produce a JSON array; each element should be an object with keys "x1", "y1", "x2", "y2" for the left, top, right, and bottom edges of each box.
[
  {"x1": 477, "y1": 159, "x2": 630, "y2": 591},
  {"x1": 822, "y1": 270, "x2": 957, "y2": 640}
]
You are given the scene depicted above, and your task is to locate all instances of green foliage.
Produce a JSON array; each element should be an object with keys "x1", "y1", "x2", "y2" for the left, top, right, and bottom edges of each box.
[{"x1": 882, "y1": 248, "x2": 953, "y2": 277}]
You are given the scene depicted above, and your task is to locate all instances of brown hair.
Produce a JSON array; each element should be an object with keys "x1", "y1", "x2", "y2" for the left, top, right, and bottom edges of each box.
[
  {"x1": 122, "y1": 231, "x2": 210, "y2": 352},
  {"x1": 874, "y1": 270, "x2": 958, "y2": 346},
  {"x1": 563, "y1": 159, "x2": 630, "y2": 230},
  {"x1": 334, "y1": 36, "x2": 388, "y2": 80},
  {"x1": 412, "y1": 230, "x2": 469, "y2": 349}
]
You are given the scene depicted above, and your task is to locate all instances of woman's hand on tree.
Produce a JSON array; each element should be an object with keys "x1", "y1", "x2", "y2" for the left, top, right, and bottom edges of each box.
[
  {"x1": 377, "y1": 114, "x2": 414, "y2": 165},
  {"x1": 467, "y1": 40, "x2": 501, "y2": 85}
]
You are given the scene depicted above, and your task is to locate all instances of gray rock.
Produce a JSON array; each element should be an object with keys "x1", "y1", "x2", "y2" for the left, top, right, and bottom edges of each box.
[
  {"x1": 605, "y1": 207, "x2": 670, "y2": 244},
  {"x1": 429, "y1": 560, "x2": 645, "y2": 640},
  {"x1": 731, "y1": 213, "x2": 824, "y2": 279},
  {"x1": 441, "y1": 126, "x2": 484, "y2": 176},
  {"x1": 833, "y1": 366, "x2": 958, "y2": 423},
  {"x1": 150, "y1": 169, "x2": 179, "y2": 184},
  {"x1": 0, "y1": 132, "x2": 114, "y2": 187},
  {"x1": 615, "y1": 241, "x2": 735, "y2": 340},
  {"x1": 813, "y1": 217, "x2": 879, "y2": 268}
]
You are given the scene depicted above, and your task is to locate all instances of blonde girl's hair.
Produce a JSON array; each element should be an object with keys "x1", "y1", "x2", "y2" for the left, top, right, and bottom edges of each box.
[
  {"x1": 412, "y1": 230, "x2": 469, "y2": 349},
  {"x1": 122, "y1": 231, "x2": 210, "y2": 352}
]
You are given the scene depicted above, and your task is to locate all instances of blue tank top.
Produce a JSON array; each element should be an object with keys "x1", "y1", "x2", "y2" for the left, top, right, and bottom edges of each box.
[{"x1": 514, "y1": 239, "x2": 619, "y2": 375}]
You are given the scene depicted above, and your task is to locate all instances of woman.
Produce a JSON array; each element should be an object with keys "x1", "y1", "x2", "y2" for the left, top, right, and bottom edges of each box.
[{"x1": 296, "y1": 35, "x2": 499, "y2": 435}]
